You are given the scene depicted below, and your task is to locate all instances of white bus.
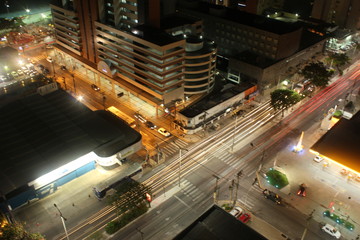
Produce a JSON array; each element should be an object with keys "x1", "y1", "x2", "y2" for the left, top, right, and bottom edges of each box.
[{"x1": 106, "y1": 106, "x2": 136, "y2": 128}]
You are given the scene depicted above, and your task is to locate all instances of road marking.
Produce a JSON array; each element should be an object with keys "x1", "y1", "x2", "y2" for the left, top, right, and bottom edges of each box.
[{"x1": 174, "y1": 195, "x2": 191, "y2": 209}]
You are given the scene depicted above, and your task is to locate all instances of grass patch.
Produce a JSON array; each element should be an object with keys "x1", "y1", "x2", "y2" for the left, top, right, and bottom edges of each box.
[
  {"x1": 323, "y1": 210, "x2": 355, "y2": 231},
  {"x1": 265, "y1": 168, "x2": 289, "y2": 189},
  {"x1": 222, "y1": 203, "x2": 232, "y2": 211}
]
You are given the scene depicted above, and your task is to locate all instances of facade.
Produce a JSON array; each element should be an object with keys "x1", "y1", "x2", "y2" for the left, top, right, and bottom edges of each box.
[
  {"x1": 175, "y1": 83, "x2": 257, "y2": 134},
  {"x1": 311, "y1": 0, "x2": 360, "y2": 30},
  {"x1": 177, "y1": 1, "x2": 303, "y2": 60},
  {"x1": 50, "y1": 0, "x2": 217, "y2": 111}
]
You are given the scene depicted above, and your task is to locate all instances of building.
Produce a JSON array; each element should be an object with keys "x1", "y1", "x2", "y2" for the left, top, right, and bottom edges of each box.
[
  {"x1": 177, "y1": 1, "x2": 303, "y2": 60},
  {"x1": 310, "y1": 110, "x2": 360, "y2": 175},
  {"x1": 311, "y1": 0, "x2": 360, "y2": 30},
  {"x1": 177, "y1": 1, "x2": 328, "y2": 96},
  {"x1": 174, "y1": 205, "x2": 267, "y2": 240},
  {"x1": 0, "y1": 89, "x2": 142, "y2": 210},
  {"x1": 175, "y1": 82, "x2": 257, "y2": 134},
  {"x1": 50, "y1": 0, "x2": 217, "y2": 116}
]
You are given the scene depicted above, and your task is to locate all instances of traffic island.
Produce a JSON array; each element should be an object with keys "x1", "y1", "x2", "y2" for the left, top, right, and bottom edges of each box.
[
  {"x1": 323, "y1": 210, "x2": 355, "y2": 231},
  {"x1": 265, "y1": 168, "x2": 289, "y2": 189}
]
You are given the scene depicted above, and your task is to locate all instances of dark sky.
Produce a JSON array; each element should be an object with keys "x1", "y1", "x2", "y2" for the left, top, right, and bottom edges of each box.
[{"x1": 0, "y1": 0, "x2": 51, "y2": 15}]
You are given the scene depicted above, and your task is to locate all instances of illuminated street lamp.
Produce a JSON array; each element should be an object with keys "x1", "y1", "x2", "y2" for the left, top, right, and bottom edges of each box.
[
  {"x1": 53, "y1": 203, "x2": 70, "y2": 240},
  {"x1": 25, "y1": 9, "x2": 30, "y2": 13},
  {"x1": 293, "y1": 131, "x2": 304, "y2": 153},
  {"x1": 173, "y1": 141, "x2": 188, "y2": 187}
]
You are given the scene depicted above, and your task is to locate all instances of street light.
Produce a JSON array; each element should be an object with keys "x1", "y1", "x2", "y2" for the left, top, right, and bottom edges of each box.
[
  {"x1": 173, "y1": 141, "x2": 188, "y2": 187},
  {"x1": 53, "y1": 203, "x2": 70, "y2": 240}
]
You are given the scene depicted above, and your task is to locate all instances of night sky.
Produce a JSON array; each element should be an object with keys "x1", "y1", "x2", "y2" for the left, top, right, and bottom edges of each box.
[{"x1": 0, "y1": 0, "x2": 51, "y2": 15}]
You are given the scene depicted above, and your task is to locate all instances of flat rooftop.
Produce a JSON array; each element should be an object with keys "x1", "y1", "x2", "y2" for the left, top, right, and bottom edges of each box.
[
  {"x1": 179, "y1": 1, "x2": 302, "y2": 35},
  {"x1": 0, "y1": 90, "x2": 141, "y2": 194},
  {"x1": 174, "y1": 205, "x2": 267, "y2": 240},
  {"x1": 180, "y1": 82, "x2": 255, "y2": 118},
  {"x1": 134, "y1": 25, "x2": 184, "y2": 47},
  {"x1": 311, "y1": 111, "x2": 360, "y2": 173}
]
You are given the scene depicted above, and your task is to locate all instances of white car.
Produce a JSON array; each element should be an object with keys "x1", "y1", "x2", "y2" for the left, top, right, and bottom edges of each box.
[
  {"x1": 313, "y1": 156, "x2": 323, "y2": 163},
  {"x1": 158, "y1": 128, "x2": 171, "y2": 137},
  {"x1": 322, "y1": 224, "x2": 341, "y2": 239},
  {"x1": 229, "y1": 206, "x2": 243, "y2": 218},
  {"x1": 46, "y1": 56, "x2": 53, "y2": 63}
]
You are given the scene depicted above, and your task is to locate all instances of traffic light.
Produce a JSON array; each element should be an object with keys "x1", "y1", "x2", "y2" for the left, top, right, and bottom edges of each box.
[{"x1": 145, "y1": 193, "x2": 152, "y2": 202}]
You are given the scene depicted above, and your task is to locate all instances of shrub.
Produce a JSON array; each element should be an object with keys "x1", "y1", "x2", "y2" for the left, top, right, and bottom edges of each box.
[{"x1": 265, "y1": 169, "x2": 289, "y2": 189}]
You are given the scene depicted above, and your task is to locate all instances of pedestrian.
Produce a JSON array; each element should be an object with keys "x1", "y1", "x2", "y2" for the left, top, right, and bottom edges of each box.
[{"x1": 72, "y1": 203, "x2": 75, "y2": 207}]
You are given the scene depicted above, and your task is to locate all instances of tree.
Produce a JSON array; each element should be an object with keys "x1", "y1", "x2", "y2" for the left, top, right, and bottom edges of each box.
[
  {"x1": 327, "y1": 53, "x2": 350, "y2": 75},
  {"x1": 300, "y1": 61, "x2": 333, "y2": 87},
  {"x1": 270, "y1": 89, "x2": 301, "y2": 116},
  {"x1": 0, "y1": 222, "x2": 44, "y2": 240},
  {"x1": 107, "y1": 178, "x2": 151, "y2": 215}
]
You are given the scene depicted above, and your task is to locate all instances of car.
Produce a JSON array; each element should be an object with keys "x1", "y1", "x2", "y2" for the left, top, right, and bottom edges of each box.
[
  {"x1": 313, "y1": 156, "x2": 323, "y2": 163},
  {"x1": 145, "y1": 121, "x2": 156, "y2": 129},
  {"x1": 263, "y1": 189, "x2": 282, "y2": 205},
  {"x1": 0, "y1": 75, "x2": 7, "y2": 81},
  {"x1": 11, "y1": 71, "x2": 19, "y2": 78},
  {"x1": 91, "y1": 84, "x2": 100, "y2": 91},
  {"x1": 38, "y1": 64, "x2": 44, "y2": 70},
  {"x1": 238, "y1": 213, "x2": 251, "y2": 223},
  {"x1": 322, "y1": 224, "x2": 341, "y2": 239},
  {"x1": 297, "y1": 183, "x2": 306, "y2": 197},
  {"x1": 60, "y1": 65, "x2": 67, "y2": 71},
  {"x1": 158, "y1": 127, "x2": 171, "y2": 137},
  {"x1": 43, "y1": 68, "x2": 50, "y2": 74},
  {"x1": 134, "y1": 113, "x2": 147, "y2": 123},
  {"x1": 229, "y1": 206, "x2": 243, "y2": 218},
  {"x1": 46, "y1": 56, "x2": 53, "y2": 62},
  {"x1": 17, "y1": 70, "x2": 24, "y2": 76}
]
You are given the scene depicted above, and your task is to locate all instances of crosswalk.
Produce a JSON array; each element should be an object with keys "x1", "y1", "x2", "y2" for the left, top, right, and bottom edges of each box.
[
  {"x1": 158, "y1": 139, "x2": 189, "y2": 158},
  {"x1": 238, "y1": 185, "x2": 264, "y2": 210},
  {"x1": 179, "y1": 179, "x2": 206, "y2": 202}
]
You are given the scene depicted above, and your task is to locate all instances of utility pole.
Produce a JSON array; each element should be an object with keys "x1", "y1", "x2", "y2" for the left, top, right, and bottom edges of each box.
[
  {"x1": 233, "y1": 170, "x2": 243, "y2": 207},
  {"x1": 300, "y1": 209, "x2": 315, "y2": 240},
  {"x1": 231, "y1": 115, "x2": 238, "y2": 151},
  {"x1": 213, "y1": 175, "x2": 219, "y2": 204},
  {"x1": 173, "y1": 141, "x2": 188, "y2": 187},
  {"x1": 53, "y1": 203, "x2": 70, "y2": 240}
]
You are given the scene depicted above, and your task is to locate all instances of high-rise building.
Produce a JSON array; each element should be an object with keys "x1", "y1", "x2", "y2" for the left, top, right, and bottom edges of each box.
[
  {"x1": 50, "y1": 0, "x2": 217, "y2": 110},
  {"x1": 311, "y1": 0, "x2": 360, "y2": 30}
]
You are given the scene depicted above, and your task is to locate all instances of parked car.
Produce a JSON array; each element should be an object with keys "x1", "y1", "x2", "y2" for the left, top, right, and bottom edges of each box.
[
  {"x1": 229, "y1": 206, "x2": 243, "y2": 218},
  {"x1": 46, "y1": 56, "x2": 53, "y2": 63},
  {"x1": 238, "y1": 213, "x2": 251, "y2": 223},
  {"x1": 297, "y1": 183, "x2": 306, "y2": 197},
  {"x1": 263, "y1": 189, "x2": 282, "y2": 205},
  {"x1": 38, "y1": 64, "x2": 44, "y2": 70},
  {"x1": 145, "y1": 121, "x2": 156, "y2": 129},
  {"x1": 60, "y1": 65, "x2": 67, "y2": 71},
  {"x1": 134, "y1": 113, "x2": 147, "y2": 123},
  {"x1": 158, "y1": 127, "x2": 171, "y2": 137},
  {"x1": 313, "y1": 156, "x2": 323, "y2": 163},
  {"x1": 91, "y1": 84, "x2": 100, "y2": 91},
  {"x1": 322, "y1": 224, "x2": 341, "y2": 239},
  {"x1": 17, "y1": 69, "x2": 24, "y2": 76}
]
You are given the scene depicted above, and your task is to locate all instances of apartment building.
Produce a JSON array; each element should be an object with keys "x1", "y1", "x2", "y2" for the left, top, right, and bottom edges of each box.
[{"x1": 50, "y1": 0, "x2": 217, "y2": 112}]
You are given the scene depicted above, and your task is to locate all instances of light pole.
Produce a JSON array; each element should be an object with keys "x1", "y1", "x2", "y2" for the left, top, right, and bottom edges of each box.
[
  {"x1": 53, "y1": 203, "x2": 70, "y2": 240},
  {"x1": 231, "y1": 115, "x2": 238, "y2": 151},
  {"x1": 173, "y1": 141, "x2": 188, "y2": 187},
  {"x1": 213, "y1": 175, "x2": 219, "y2": 204},
  {"x1": 71, "y1": 73, "x2": 76, "y2": 95}
]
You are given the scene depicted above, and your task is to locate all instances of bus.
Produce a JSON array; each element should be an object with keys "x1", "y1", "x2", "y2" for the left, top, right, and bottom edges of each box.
[{"x1": 106, "y1": 106, "x2": 136, "y2": 128}]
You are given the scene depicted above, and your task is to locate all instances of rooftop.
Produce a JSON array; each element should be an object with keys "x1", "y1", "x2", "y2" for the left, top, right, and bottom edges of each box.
[
  {"x1": 133, "y1": 25, "x2": 184, "y2": 47},
  {"x1": 178, "y1": 1, "x2": 303, "y2": 35},
  {"x1": 311, "y1": 111, "x2": 360, "y2": 173},
  {"x1": 0, "y1": 90, "x2": 141, "y2": 194},
  {"x1": 160, "y1": 13, "x2": 201, "y2": 31},
  {"x1": 180, "y1": 82, "x2": 255, "y2": 118},
  {"x1": 174, "y1": 205, "x2": 267, "y2": 240}
]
